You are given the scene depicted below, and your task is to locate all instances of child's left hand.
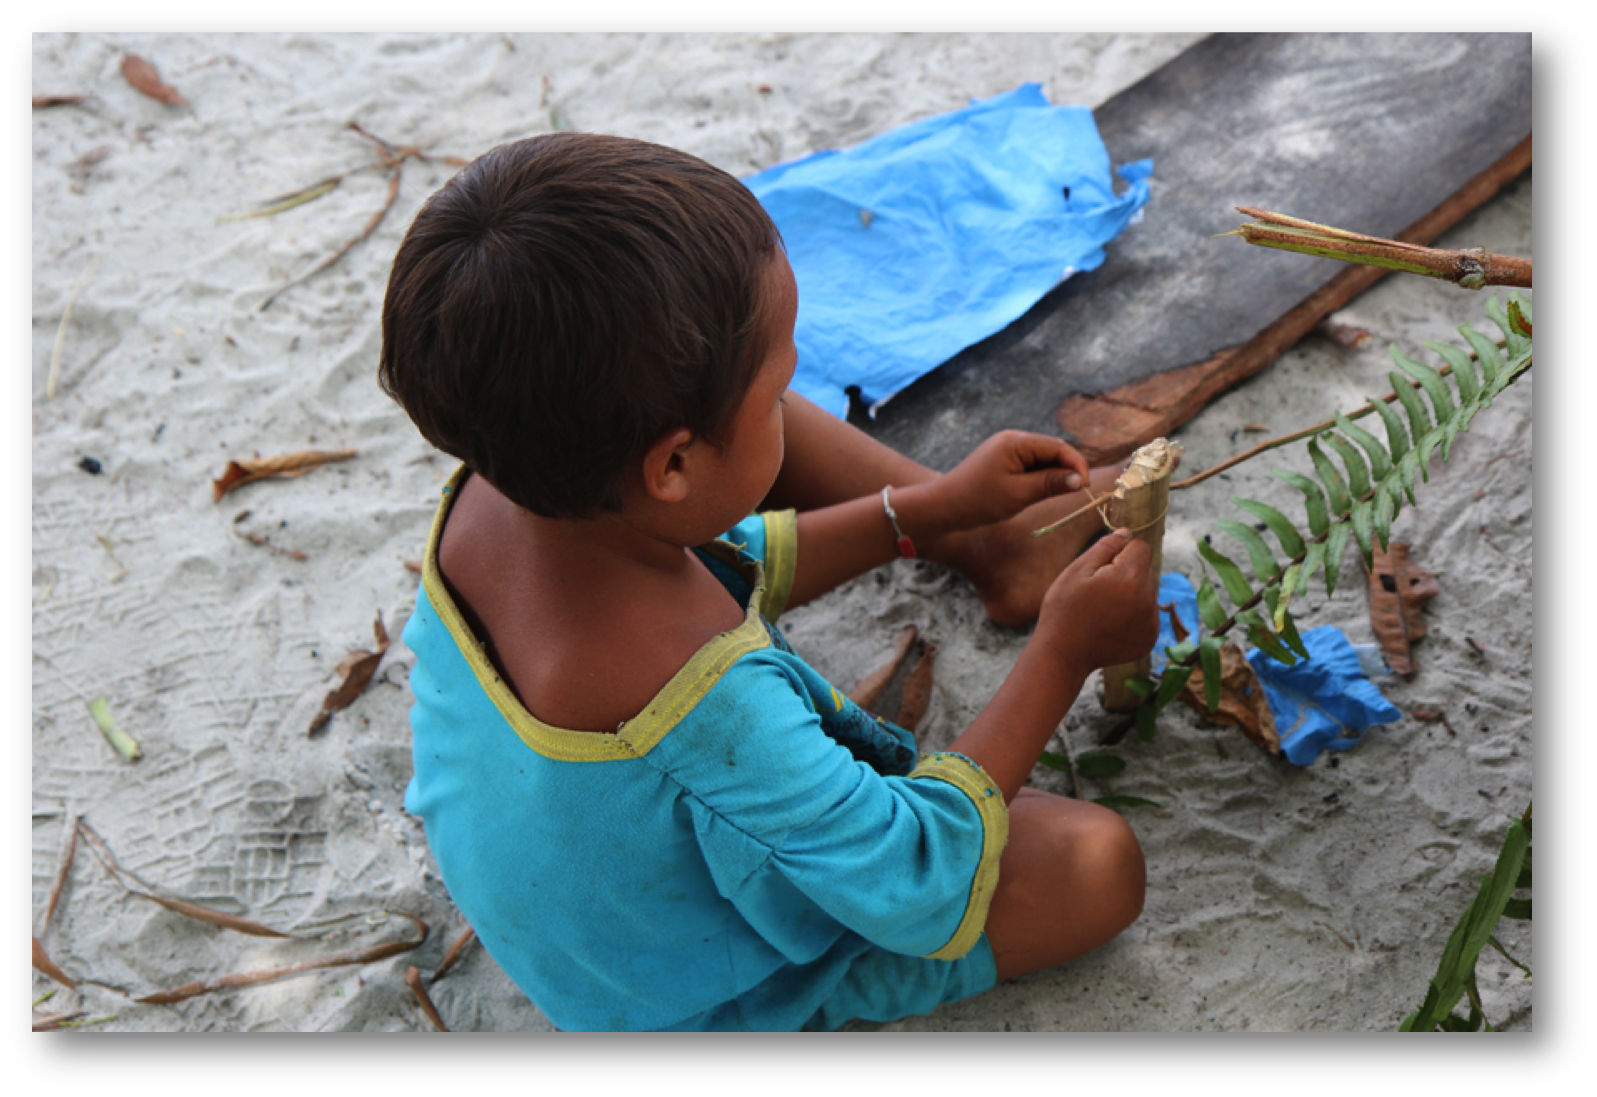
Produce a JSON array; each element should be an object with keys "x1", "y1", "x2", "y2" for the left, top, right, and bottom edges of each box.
[{"x1": 932, "y1": 430, "x2": 1092, "y2": 531}]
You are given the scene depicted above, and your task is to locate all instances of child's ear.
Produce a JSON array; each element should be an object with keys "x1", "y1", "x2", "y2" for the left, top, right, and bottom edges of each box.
[{"x1": 639, "y1": 428, "x2": 697, "y2": 503}]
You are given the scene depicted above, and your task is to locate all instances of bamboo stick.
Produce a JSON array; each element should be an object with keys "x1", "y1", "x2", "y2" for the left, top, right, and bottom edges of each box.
[{"x1": 1100, "y1": 438, "x2": 1181, "y2": 712}]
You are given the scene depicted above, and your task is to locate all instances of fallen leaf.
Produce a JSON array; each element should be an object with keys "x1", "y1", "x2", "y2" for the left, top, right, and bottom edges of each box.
[
  {"x1": 1177, "y1": 640, "x2": 1279, "y2": 756},
  {"x1": 895, "y1": 641, "x2": 937, "y2": 732},
  {"x1": 307, "y1": 613, "x2": 390, "y2": 735},
  {"x1": 1366, "y1": 541, "x2": 1439, "y2": 679},
  {"x1": 848, "y1": 625, "x2": 918, "y2": 712},
  {"x1": 212, "y1": 448, "x2": 356, "y2": 501},
  {"x1": 33, "y1": 94, "x2": 89, "y2": 108},
  {"x1": 119, "y1": 54, "x2": 187, "y2": 107}
]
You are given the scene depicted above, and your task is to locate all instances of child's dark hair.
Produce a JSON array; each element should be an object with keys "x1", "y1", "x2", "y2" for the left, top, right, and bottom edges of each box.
[{"x1": 379, "y1": 132, "x2": 784, "y2": 518}]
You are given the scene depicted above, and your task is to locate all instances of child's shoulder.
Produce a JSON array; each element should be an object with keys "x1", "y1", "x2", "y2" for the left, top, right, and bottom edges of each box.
[{"x1": 434, "y1": 473, "x2": 754, "y2": 734}]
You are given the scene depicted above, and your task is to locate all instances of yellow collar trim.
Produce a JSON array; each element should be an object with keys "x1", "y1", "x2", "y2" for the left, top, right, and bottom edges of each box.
[{"x1": 421, "y1": 465, "x2": 771, "y2": 762}]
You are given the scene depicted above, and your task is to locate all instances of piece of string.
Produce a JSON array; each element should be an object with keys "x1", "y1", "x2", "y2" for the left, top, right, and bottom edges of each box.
[{"x1": 1031, "y1": 491, "x2": 1169, "y2": 539}]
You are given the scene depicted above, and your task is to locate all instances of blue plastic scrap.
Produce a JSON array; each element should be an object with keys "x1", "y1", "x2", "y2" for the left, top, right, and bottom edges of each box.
[
  {"x1": 743, "y1": 84, "x2": 1153, "y2": 419},
  {"x1": 1149, "y1": 574, "x2": 1400, "y2": 766}
]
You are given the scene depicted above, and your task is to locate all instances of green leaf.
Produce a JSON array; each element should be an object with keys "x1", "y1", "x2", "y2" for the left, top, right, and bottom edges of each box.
[
  {"x1": 1308, "y1": 438, "x2": 1352, "y2": 517},
  {"x1": 1237, "y1": 608, "x2": 1295, "y2": 665},
  {"x1": 1421, "y1": 817, "x2": 1531, "y2": 1028},
  {"x1": 1035, "y1": 750, "x2": 1073, "y2": 773},
  {"x1": 1123, "y1": 674, "x2": 1153, "y2": 701},
  {"x1": 1388, "y1": 368, "x2": 1434, "y2": 446},
  {"x1": 1152, "y1": 664, "x2": 1194, "y2": 713},
  {"x1": 1277, "y1": 606, "x2": 1310, "y2": 661},
  {"x1": 1392, "y1": 347, "x2": 1456, "y2": 424},
  {"x1": 1417, "y1": 421, "x2": 1443, "y2": 480},
  {"x1": 1334, "y1": 412, "x2": 1392, "y2": 482},
  {"x1": 1500, "y1": 897, "x2": 1531, "y2": 921},
  {"x1": 1366, "y1": 393, "x2": 1411, "y2": 464},
  {"x1": 1350, "y1": 500, "x2": 1376, "y2": 572},
  {"x1": 1198, "y1": 539, "x2": 1255, "y2": 608},
  {"x1": 1196, "y1": 576, "x2": 1227, "y2": 633},
  {"x1": 1324, "y1": 431, "x2": 1373, "y2": 500},
  {"x1": 1093, "y1": 795, "x2": 1163, "y2": 811},
  {"x1": 1323, "y1": 523, "x2": 1351, "y2": 597},
  {"x1": 1395, "y1": 447, "x2": 1421, "y2": 503},
  {"x1": 1424, "y1": 340, "x2": 1480, "y2": 404},
  {"x1": 1273, "y1": 562, "x2": 1302, "y2": 629},
  {"x1": 1215, "y1": 519, "x2": 1281, "y2": 584},
  {"x1": 1163, "y1": 639, "x2": 1197, "y2": 666},
  {"x1": 1135, "y1": 701, "x2": 1158, "y2": 742},
  {"x1": 1230, "y1": 498, "x2": 1306, "y2": 559},
  {"x1": 1271, "y1": 470, "x2": 1330, "y2": 538},
  {"x1": 1486, "y1": 295, "x2": 1531, "y2": 360},
  {"x1": 1296, "y1": 540, "x2": 1327, "y2": 596},
  {"x1": 1372, "y1": 482, "x2": 1396, "y2": 553},
  {"x1": 1458, "y1": 325, "x2": 1502, "y2": 384},
  {"x1": 1198, "y1": 636, "x2": 1223, "y2": 714},
  {"x1": 1075, "y1": 753, "x2": 1127, "y2": 779},
  {"x1": 1486, "y1": 935, "x2": 1532, "y2": 977}
]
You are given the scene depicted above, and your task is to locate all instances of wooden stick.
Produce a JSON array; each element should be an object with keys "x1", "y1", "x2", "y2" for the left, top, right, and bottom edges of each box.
[{"x1": 1100, "y1": 439, "x2": 1181, "y2": 712}]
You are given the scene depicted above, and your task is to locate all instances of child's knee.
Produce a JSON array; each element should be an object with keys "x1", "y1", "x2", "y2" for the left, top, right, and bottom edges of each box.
[{"x1": 1066, "y1": 805, "x2": 1146, "y2": 926}]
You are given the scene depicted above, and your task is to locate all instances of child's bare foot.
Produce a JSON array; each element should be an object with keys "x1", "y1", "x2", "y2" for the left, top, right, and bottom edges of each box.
[{"x1": 926, "y1": 459, "x2": 1132, "y2": 629}]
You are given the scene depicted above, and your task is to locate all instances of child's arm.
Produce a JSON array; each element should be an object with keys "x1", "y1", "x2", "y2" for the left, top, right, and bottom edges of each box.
[
  {"x1": 786, "y1": 430, "x2": 1090, "y2": 608},
  {"x1": 943, "y1": 529, "x2": 1159, "y2": 802}
]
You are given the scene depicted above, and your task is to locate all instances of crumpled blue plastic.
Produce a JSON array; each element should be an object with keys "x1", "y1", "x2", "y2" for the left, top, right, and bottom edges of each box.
[
  {"x1": 742, "y1": 84, "x2": 1153, "y2": 418},
  {"x1": 1149, "y1": 574, "x2": 1401, "y2": 766}
]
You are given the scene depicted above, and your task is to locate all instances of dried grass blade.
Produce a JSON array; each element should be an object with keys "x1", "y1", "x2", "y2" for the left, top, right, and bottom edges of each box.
[
  {"x1": 32, "y1": 1011, "x2": 86, "y2": 1031},
  {"x1": 217, "y1": 177, "x2": 342, "y2": 223},
  {"x1": 47, "y1": 255, "x2": 101, "y2": 399},
  {"x1": 432, "y1": 926, "x2": 477, "y2": 984},
  {"x1": 135, "y1": 913, "x2": 428, "y2": 1005},
  {"x1": 407, "y1": 965, "x2": 450, "y2": 1031},
  {"x1": 260, "y1": 166, "x2": 402, "y2": 311},
  {"x1": 88, "y1": 697, "x2": 142, "y2": 762},
  {"x1": 33, "y1": 936, "x2": 77, "y2": 989},
  {"x1": 34, "y1": 95, "x2": 90, "y2": 108},
  {"x1": 43, "y1": 816, "x2": 80, "y2": 932},
  {"x1": 75, "y1": 819, "x2": 293, "y2": 938}
]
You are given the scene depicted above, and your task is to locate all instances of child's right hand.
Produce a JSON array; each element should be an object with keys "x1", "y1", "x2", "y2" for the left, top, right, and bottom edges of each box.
[{"x1": 1035, "y1": 529, "x2": 1160, "y2": 672}]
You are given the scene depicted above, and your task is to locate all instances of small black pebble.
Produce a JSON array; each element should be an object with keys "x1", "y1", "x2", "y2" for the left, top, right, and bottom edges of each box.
[
  {"x1": 1329, "y1": 756, "x2": 1340, "y2": 769},
  {"x1": 78, "y1": 456, "x2": 103, "y2": 475}
]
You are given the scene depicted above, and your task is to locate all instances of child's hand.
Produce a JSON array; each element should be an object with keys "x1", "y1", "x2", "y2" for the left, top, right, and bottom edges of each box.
[
  {"x1": 1036, "y1": 529, "x2": 1160, "y2": 672},
  {"x1": 934, "y1": 431, "x2": 1092, "y2": 531}
]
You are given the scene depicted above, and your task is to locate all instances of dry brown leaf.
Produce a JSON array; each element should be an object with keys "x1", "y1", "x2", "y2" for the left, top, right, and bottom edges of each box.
[
  {"x1": 212, "y1": 448, "x2": 356, "y2": 501},
  {"x1": 407, "y1": 965, "x2": 450, "y2": 1031},
  {"x1": 432, "y1": 926, "x2": 476, "y2": 984},
  {"x1": 135, "y1": 913, "x2": 428, "y2": 1005},
  {"x1": 307, "y1": 613, "x2": 390, "y2": 735},
  {"x1": 119, "y1": 55, "x2": 187, "y2": 107},
  {"x1": 33, "y1": 936, "x2": 76, "y2": 989},
  {"x1": 34, "y1": 94, "x2": 89, "y2": 109},
  {"x1": 1367, "y1": 541, "x2": 1439, "y2": 679},
  {"x1": 848, "y1": 625, "x2": 918, "y2": 712},
  {"x1": 895, "y1": 641, "x2": 937, "y2": 733},
  {"x1": 1178, "y1": 640, "x2": 1280, "y2": 756}
]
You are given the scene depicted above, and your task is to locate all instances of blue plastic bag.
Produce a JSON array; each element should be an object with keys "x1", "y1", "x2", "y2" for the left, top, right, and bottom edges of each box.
[
  {"x1": 743, "y1": 84, "x2": 1152, "y2": 418},
  {"x1": 1149, "y1": 574, "x2": 1400, "y2": 765}
]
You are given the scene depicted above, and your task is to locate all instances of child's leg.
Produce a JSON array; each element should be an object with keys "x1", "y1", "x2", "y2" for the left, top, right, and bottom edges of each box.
[
  {"x1": 980, "y1": 788, "x2": 1146, "y2": 981},
  {"x1": 767, "y1": 390, "x2": 1127, "y2": 628}
]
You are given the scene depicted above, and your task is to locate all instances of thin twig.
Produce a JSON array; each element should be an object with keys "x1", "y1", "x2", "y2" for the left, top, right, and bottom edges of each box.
[
  {"x1": 406, "y1": 966, "x2": 450, "y2": 1031},
  {"x1": 432, "y1": 926, "x2": 477, "y2": 984},
  {"x1": 48, "y1": 255, "x2": 103, "y2": 399}
]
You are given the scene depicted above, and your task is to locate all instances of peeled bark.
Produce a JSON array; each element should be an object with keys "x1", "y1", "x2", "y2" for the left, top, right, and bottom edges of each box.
[{"x1": 1101, "y1": 438, "x2": 1181, "y2": 711}]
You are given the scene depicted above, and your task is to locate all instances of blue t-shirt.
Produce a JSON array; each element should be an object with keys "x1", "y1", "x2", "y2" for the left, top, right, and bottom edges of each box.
[{"x1": 402, "y1": 467, "x2": 1008, "y2": 1030}]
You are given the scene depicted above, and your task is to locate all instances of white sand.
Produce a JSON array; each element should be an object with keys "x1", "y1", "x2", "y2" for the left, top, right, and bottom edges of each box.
[{"x1": 30, "y1": 32, "x2": 1530, "y2": 1032}]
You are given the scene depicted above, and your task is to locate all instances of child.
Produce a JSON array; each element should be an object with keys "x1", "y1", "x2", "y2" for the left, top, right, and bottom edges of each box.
[{"x1": 379, "y1": 132, "x2": 1160, "y2": 1031}]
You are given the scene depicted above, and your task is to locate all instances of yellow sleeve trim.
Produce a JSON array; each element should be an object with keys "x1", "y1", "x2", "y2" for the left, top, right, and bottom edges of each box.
[
  {"x1": 757, "y1": 508, "x2": 797, "y2": 623},
  {"x1": 909, "y1": 752, "x2": 1010, "y2": 961},
  {"x1": 419, "y1": 465, "x2": 771, "y2": 762}
]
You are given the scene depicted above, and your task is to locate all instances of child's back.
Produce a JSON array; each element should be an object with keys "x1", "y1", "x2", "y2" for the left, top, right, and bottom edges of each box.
[{"x1": 381, "y1": 133, "x2": 1157, "y2": 1031}]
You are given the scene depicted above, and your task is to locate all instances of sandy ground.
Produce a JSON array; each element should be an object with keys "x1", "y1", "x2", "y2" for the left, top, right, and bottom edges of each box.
[{"x1": 30, "y1": 32, "x2": 1531, "y2": 1033}]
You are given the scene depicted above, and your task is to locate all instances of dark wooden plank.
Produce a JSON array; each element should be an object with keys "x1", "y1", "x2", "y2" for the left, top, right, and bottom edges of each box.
[{"x1": 854, "y1": 32, "x2": 1531, "y2": 471}]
